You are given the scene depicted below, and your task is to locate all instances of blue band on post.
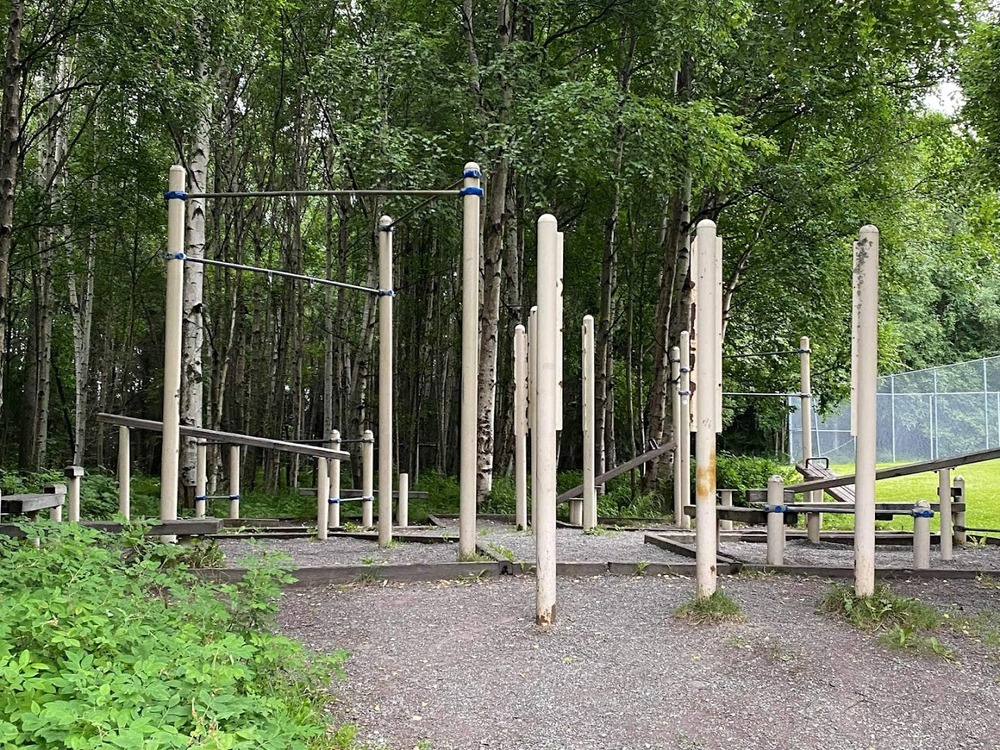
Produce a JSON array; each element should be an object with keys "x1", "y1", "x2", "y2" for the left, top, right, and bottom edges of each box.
[
  {"x1": 229, "y1": 494, "x2": 240, "y2": 501},
  {"x1": 912, "y1": 509, "x2": 934, "y2": 518},
  {"x1": 361, "y1": 496, "x2": 375, "y2": 503},
  {"x1": 165, "y1": 252, "x2": 186, "y2": 261},
  {"x1": 678, "y1": 390, "x2": 691, "y2": 396},
  {"x1": 378, "y1": 225, "x2": 394, "y2": 233},
  {"x1": 679, "y1": 367, "x2": 690, "y2": 373},
  {"x1": 463, "y1": 169, "x2": 482, "y2": 178},
  {"x1": 329, "y1": 497, "x2": 341, "y2": 504},
  {"x1": 164, "y1": 191, "x2": 188, "y2": 200},
  {"x1": 194, "y1": 495, "x2": 207, "y2": 502},
  {"x1": 765, "y1": 504, "x2": 788, "y2": 513},
  {"x1": 377, "y1": 289, "x2": 395, "y2": 297},
  {"x1": 459, "y1": 187, "x2": 484, "y2": 197}
]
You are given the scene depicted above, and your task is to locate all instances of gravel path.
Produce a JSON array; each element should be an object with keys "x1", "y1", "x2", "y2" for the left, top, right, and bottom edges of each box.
[
  {"x1": 280, "y1": 575, "x2": 1000, "y2": 750},
  {"x1": 218, "y1": 536, "x2": 459, "y2": 567},
  {"x1": 722, "y1": 538, "x2": 1000, "y2": 570}
]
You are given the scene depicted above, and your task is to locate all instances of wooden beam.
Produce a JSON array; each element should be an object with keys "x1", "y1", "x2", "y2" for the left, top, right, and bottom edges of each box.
[
  {"x1": 556, "y1": 441, "x2": 675, "y2": 503},
  {"x1": 788, "y1": 446, "x2": 1000, "y2": 494},
  {"x1": 97, "y1": 413, "x2": 350, "y2": 460},
  {"x1": 0, "y1": 492, "x2": 65, "y2": 514}
]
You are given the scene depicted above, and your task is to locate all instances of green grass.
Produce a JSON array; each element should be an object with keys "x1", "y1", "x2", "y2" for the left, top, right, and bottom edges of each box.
[
  {"x1": 674, "y1": 589, "x2": 746, "y2": 624},
  {"x1": 828, "y1": 459, "x2": 1000, "y2": 536}
]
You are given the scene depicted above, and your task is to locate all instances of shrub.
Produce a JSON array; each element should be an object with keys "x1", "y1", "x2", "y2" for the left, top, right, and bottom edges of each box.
[
  {"x1": 716, "y1": 453, "x2": 796, "y2": 500},
  {"x1": 0, "y1": 523, "x2": 349, "y2": 748}
]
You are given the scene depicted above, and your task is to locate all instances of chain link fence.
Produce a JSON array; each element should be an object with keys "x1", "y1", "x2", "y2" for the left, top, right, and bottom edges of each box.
[{"x1": 789, "y1": 356, "x2": 1000, "y2": 464}]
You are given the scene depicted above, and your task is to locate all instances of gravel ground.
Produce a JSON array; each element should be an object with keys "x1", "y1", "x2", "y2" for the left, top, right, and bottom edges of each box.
[
  {"x1": 218, "y1": 536, "x2": 459, "y2": 567},
  {"x1": 722, "y1": 538, "x2": 1000, "y2": 570},
  {"x1": 280, "y1": 574, "x2": 1000, "y2": 750}
]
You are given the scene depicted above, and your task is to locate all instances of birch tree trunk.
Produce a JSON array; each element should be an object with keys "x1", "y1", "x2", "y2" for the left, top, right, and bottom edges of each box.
[{"x1": 68, "y1": 216, "x2": 95, "y2": 465}]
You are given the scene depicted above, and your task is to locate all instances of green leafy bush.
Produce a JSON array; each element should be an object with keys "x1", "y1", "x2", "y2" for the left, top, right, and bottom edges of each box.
[
  {"x1": 0, "y1": 523, "x2": 350, "y2": 748},
  {"x1": 716, "y1": 454, "x2": 796, "y2": 501}
]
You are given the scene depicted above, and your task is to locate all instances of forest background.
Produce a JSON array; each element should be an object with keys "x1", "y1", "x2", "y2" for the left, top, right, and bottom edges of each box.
[{"x1": 3, "y1": 0, "x2": 1000, "y2": 505}]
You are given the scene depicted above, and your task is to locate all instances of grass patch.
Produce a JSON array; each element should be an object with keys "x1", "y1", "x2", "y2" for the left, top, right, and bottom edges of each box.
[{"x1": 674, "y1": 589, "x2": 746, "y2": 624}]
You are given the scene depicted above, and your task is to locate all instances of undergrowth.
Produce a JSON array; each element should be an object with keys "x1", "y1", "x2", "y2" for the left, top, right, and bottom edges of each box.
[
  {"x1": 674, "y1": 589, "x2": 746, "y2": 624},
  {"x1": 0, "y1": 522, "x2": 353, "y2": 748}
]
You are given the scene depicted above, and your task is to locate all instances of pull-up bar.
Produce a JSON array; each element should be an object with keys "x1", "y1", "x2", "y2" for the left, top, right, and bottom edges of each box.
[
  {"x1": 182, "y1": 256, "x2": 381, "y2": 295},
  {"x1": 180, "y1": 188, "x2": 464, "y2": 200},
  {"x1": 723, "y1": 348, "x2": 809, "y2": 359}
]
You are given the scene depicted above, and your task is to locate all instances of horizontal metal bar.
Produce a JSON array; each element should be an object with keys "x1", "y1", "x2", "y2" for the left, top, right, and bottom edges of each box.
[
  {"x1": 723, "y1": 392, "x2": 802, "y2": 397},
  {"x1": 183, "y1": 257, "x2": 379, "y2": 295},
  {"x1": 723, "y1": 350, "x2": 805, "y2": 359},
  {"x1": 186, "y1": 189, "x2": 462, "y2": 199}
]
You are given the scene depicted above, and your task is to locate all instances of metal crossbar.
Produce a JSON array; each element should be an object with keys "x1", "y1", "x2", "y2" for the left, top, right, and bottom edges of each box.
[{"x1": 182, "y1": 256, "x2": 380, "y2": 295}]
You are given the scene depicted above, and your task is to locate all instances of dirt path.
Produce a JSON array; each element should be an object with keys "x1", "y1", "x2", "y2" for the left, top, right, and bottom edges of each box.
[{"x1": 279, "y1": 575, "x2": 1000, "y2": 750}]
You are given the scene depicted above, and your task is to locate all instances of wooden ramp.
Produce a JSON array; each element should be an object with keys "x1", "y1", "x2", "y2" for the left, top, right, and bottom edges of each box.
[{"x1": 795, "y1": 459, "x2": 854, "y2": 503}]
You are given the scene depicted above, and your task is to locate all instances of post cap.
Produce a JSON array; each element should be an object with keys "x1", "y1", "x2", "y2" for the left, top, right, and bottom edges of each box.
[
  {"x1": 538, "y1": 213, "x2": 558, "y2": 228},
  {"x1": 697, "y1": 219, "x2": 717, "y2": 230},
  {"x1": 464, "y1": 161, "x2": 481, "y2": 173},
  {"x1": 44, "y1": 483, "x2": 68, "y2": 494},
  {"x1": 64, "y1": 466, "x2": 85, "y2": 478},
  {"x1": 379, "y1": 215, "x2": 392, "y2": 227}
]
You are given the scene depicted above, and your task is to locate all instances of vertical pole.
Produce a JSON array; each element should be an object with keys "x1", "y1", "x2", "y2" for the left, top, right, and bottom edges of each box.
[
  {"x1": 719, "y1": 489, "x2": 733, "y2": 532},
  {"x1": 118, "y1": 426, "x2": 131, "y2": 521},
  {"x1": 679, "y1": 330, "x2": 692, "y2": 530},
  {"x1": 362, "y1": 429, "x2": 374, "y2": 528},
  {"x1": 161, "y1": 165, "x2": 186, "y2": 540},
  {"x1": 398, "y1": 472, "x2": 409, "y2": 527},
  {"x1": 48, "y1": 485, "x2": 61, "y2": 522},
  {"x1": 670, "y1": 345, "x2": 681, "y2": 524},
  {"x1": 694, "y1": 220, "x2": 719, "y2": 598},
  {"x1": 954, "y1": 475, "x2": 966, "y2": 547},
  {"x1": 316, "y1": 457, "x2": 329, "y2": 540},
  {"x1": 228, "y1": 446, "x2": 240, "y2": 520},
  {"x1": 582, "y1": 315, "x2": 597, "y2": 531},
  {"x1": 329, "y1": 430, "x2": 341, "y2": 528},
  {"x1": 514, "y1": 325, "x2": 529, "y2": 530},
  {"x1": 529, "y1": 305, "x2": 538, "y2": 528},
  {"x1": 556, "y1": 231, "x2": 564, "y2": 433},
  {"x1": 535, "y1": 214, "x2": 559, "y2": 627},
  {"x1": 459, "y1": 162, "x2": 481, "y2": 559},
  {"x1": 938, "y1": 467, "x2": 952, "y2": 560},
  {"x1": 65, "y1": 466, "x2": 83, "y2": 523},
  {"x1": 378, "y1": 215, "x2": 394, "y2": 549},
  {"x1": 194, "y1": 440, "x2": 206, "y2": 519},
  {"x1": 912, "y1": 500, "x2": 931, "y2": 569},
  {"x1": 801, "y1": 336, "x2": 820, "y2": 542},
  {"x1": 854, "y1": 225, "x2": 879, "y2": 596},
  {"x1": 766, "y1": 475, "x2": 785, "y2": 566}
]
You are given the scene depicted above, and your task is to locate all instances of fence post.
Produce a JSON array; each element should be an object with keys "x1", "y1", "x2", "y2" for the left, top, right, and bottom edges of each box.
[
  {"x1": 194, "y1": 440, "x2": 206, "y2": 519},
  {"x1": 459, "y1": 162, "x2": 481, "y2": 560},
  {"x1": 228, "y1": 446, "x2": 241, "y2": 520},
  {"x1": 514, "y1": 324, "x2": 528, "y2": 530},
  {"x1": 398, "y1": 472, "x2": 409, "y2": 528},
  {"x1": 938, "y1": 467, "x2": 952, "y2": 561},
  {"x1": 65, "y1": 466, "x2": 84, "y2": 522},
  {"x1": 766, "y1": 475, "x2": 785, "y2": 566},
  {"x1": 529, "y1": 305, "x2": 538, "y2": 528},
  {"x1": 316, "y1": 457, "x2": 329, "y2": 540},
  {"x1": 117, "y1": 426, "x2": 131, "y2": 521},
  {"x1": 329, "y1": 430, "x2": 341, "y2": 528},
  {"x1": 362, "y1": 429, "x2": 375, "y2": 528},
  {"x1": 378, "y1": 215, "x2": 394, "y2": 549},
  {"x1": 912, "y1": 500, "x2": 931, "y2": 569},
  {"x1": 582, "y1": 315, "x2": 597, "y2": 531},
  {"x1": 719, "y1": 489, "x2": 733, "y2": 532},
  {"x1": 953, "y1": 475, "x2": 966, "y2": 547}
]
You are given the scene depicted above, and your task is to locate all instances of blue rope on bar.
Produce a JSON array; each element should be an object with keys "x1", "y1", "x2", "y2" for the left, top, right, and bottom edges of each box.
[
  {"x1": 463, "y1": 168, "x2": 482, "y2": 178},
  {"x1": 164, "y1": 190, "x2": 187, "y2": 200},
  {"x1": 459, "y1": 187, "x2": 484, "y2": 197}
]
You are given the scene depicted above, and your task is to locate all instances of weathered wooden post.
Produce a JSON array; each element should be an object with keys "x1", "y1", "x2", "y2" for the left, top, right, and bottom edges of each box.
[
  {"x1": 514, "y1": 324, "x2": 529, "y2": 530},
  {"x1": 228, "y1": 446, "x2": 241, "y2": 520},
  {"x1": 535, "y1": 214, "x2": 559, "y2": 627},
  {"x1": 912, "y1": 500, "x2": 932, "y2": 569},
  {"x1": 719, "y1": 489, "x2": 734, "y2": 532},
  {"x1": 398, "y1": 473, "x2": 409, "y2": 528},
  {"x1": 801, "y1": 336, "x2": 820, "y2": 542},
  {"x1": 459, "y1": 163, "x2": 482, "y2": 559},
  {"x1": 117, "y1": 426, "x2": 131, "y2": 521},
  {"x1": 529, "y1": 305, "x2": 538, "y2": 529},
  {"x1": 329, "y1": 430, "x2": 342, "y2": 528},
  {"x1": 65, "y1": 466, "x2": 84, "y2": 522},
  {"x1": 695, "y1": 220, "x2": 719, "y2": 598},
  {"x1": 679, "y1": 330, "x2": 692, "y2": 530},
  {"x1": 378, "y1": 215, "x2": 394, "y2": 549},
  {"x1": 766, "y1": 475, "x2": 786, "y2": 566},
  {"x1": 161, "y1": 166, "x2": 186, "y2": 542},
  {"x1": 954, "y1": 475, "x2": 966, "y2": 547},
  {"x1": 938, "y1": 467, "x2": 952, "y2": 561},
  {"x1": 362, "y1": 429, "x2": 375, "y2": 528},
  {"x1": 853, "y1": 225, "x2": 879, "y2": 596},
  {"x1": 194, "y1": 440, "x2": 206, "y2": 520},
  {"x1": 582, "y1": 315, "x2": 597, "y2": 531},
  {"x1": 316, "y1": 456, "x2": 329, "y2": 540}
]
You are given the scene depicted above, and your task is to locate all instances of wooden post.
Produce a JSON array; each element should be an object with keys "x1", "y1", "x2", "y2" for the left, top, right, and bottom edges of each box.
[
  {"x1": 556, "y1": 231, "x2": 564, "y2": 433},
  {"x1": 228, "y1": 446, "x2": 241, "y2": 520},
  {"x1": 582, "y1": 315, "x2": 597, "y2": 531},
  {"x1": 670, "y1": 345, "x2": 681, "y2": 525},
  {"x1": 954, "y1": 475, "x2": 966, "y2": 547},
  {"x1": 853, "y1": 225, "x2": 879, "y2": 596},
  {"x1": 65, "y1": 466, "x2": 84, "y2": 522},
  {"x1": 378, "y1": 215, "x2": 394, "y2": 549},
  {"x1": 535, "y1": 214, "x2": 559, "y2": 627},
  {"x1": 316, "y1": 456, "x2": 329, "y2": 540},
  {"x1": 801, "y1": 336, "x2": 821, "y2": 542},
  {"x1": 679, "y1": 331, "x2": 692, "y2": 530},
  {"x1": 912, "y1": 500, "x2": 931, "y2": 569},
  {"x1": 161, "y1": 166, "x2": 186, "y2": 542},
  {"x1": 719, "y1": 489, "x2": 733, "y2": 532},
  {"x1": 695, "y1": 220, "x2": 719, "y2": 598},
  {"x1": 362, "y1": 429, "x2": 374, "y2": 528},
  {"x1": 514, "y1": 324, "x2": 528, "y2": 530},
  {"x1": 529, "y1": 305, "x2": 538, "y2": 529},
  {"x1": 766, "y1": 475, "x2": 785, "y2": 566},
  {"x1": 398, "y1": 472, "x2": 409, "y2": 527},
  {"x1": 117, "y1": 426, "x2": 131, "y2": 521},
  {"x1": 938, "y1": 467, "x2": 952, "y2": 561},
  {"x1": 194, "y1": 440, "x2": 206, "y2": 519},
  {"x1": 330, "y1": 430, "x2": 341, "y2": 528},
  {"x1": 459, "y1": 162, "x2": 481, "y2": 559}
]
